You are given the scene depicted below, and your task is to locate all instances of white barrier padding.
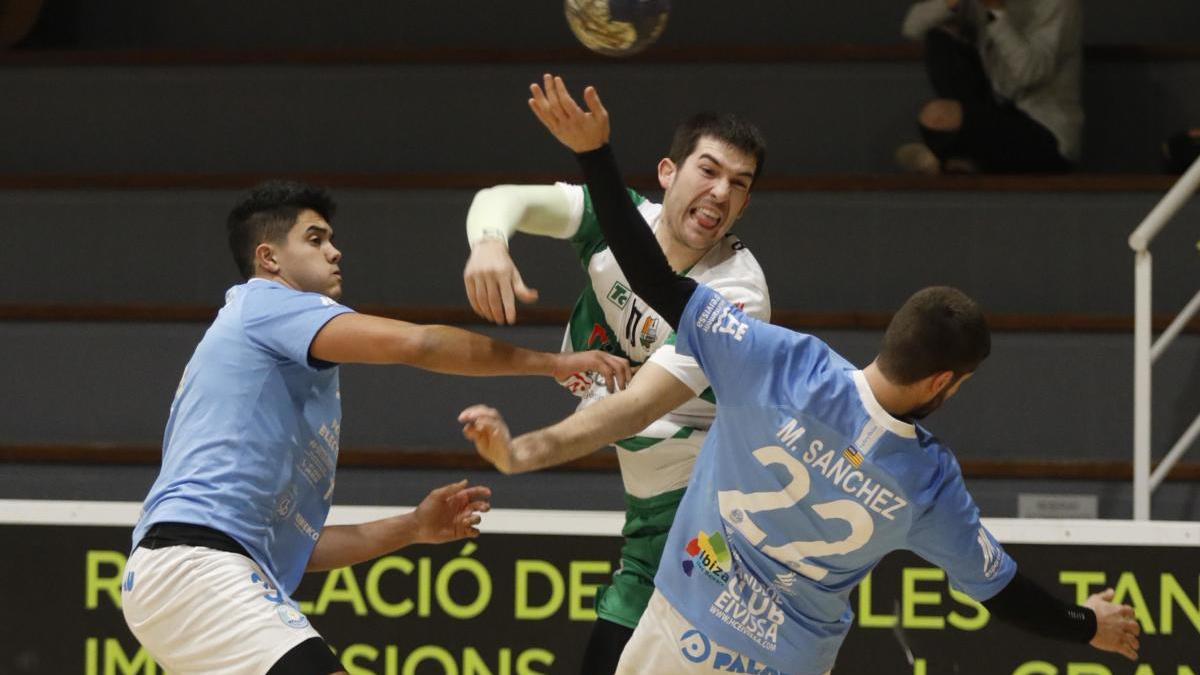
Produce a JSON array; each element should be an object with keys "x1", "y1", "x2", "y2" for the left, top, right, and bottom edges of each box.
[{"x1": 0, "y1": 499, "x2": 1197, "y2": 546}]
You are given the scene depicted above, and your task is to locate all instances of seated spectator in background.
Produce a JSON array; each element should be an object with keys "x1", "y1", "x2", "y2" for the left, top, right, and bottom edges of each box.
[{"x1": 897, "y1": 0, "x2": 1082, "y2": 174}]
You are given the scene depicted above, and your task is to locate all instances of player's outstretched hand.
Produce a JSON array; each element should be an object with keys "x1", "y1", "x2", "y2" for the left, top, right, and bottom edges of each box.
[
  {"x1": 460, "y1": 405, "x2": 518, "y2": 473},
  {"x1": 528, "y1": 73, "x2": 610, "y2": 154},
  {"x1": 1086, "y1": 588, "x2": 1141, "y2": 661},
  {"x1": 553, "y1": 349, "x2": 631, "y2": 392},
  {"x1": 414, "y1": 479, "x2": 492, "y2": 544},
  {"x1": 463, "y1": 239, "x2": 539, "y2": 325}
]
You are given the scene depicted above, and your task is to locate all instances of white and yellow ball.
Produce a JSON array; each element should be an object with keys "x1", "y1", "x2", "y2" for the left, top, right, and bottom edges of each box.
[{"x1": 564, "y1": 0, "x2": 670, "y2": 57}]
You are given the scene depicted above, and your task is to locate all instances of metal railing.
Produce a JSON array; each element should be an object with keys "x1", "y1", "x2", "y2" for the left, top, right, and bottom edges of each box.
[{"x1": 1129, "y1": 154, "x2": 1200, "y2": 520}]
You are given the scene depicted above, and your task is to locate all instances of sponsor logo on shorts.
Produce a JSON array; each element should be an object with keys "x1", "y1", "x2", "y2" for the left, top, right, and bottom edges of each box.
[
  {"x1": 679, "y1": 629, "x2": 711, "y2": 663},
  {"x1": 682, "y1": 530, "x2": 731, "y2": 585},
  {"x1": 677, "y1": 627, "x2": 793, "y2": 674},
  {"x1": 123, "y1": 571, "x2": 135, "y2": 592},
  {"x1": 251, "y1": 572, "x2": 285, "y2": 605},
  {"x1": 276, "y1": 604, "x2": 310, "y2": 629}
]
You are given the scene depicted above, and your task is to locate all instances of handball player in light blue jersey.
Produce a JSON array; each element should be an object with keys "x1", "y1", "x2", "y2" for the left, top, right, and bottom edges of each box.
[
  {"x1": 122, "y1": 180, "x2": 630, "y2": 675},
  {"x1": 462, "y1": 75, "x2": 1141, "y2": 675}
]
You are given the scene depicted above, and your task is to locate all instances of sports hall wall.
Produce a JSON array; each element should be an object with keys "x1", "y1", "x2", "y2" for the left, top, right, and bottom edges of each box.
[{"x1": 3, "y1": 0, "x2": 1200, "y2": 521}]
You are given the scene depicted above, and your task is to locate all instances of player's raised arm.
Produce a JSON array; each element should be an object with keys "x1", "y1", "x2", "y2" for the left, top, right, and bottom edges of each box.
[
  {"x1": 464, "y1": 185, "x2": 579, "y2": 324},
  {"x1": 982, "y1": 574, "x2": 1140, "y2": 661},
  {"x1": 460, "y1": 362, "x2": 696, "y2": 473},
  {"x1": 310, "y1": 312, "x2": 630, "y2": 389},
  {"x1": 528, "y1": 73, "x2": 697, "y2": 329}
]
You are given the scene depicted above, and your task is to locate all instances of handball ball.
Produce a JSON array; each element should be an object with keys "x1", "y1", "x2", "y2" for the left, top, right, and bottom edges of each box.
[{"x1": 565, "y1": 0, "x2": 670, "y2": 57}]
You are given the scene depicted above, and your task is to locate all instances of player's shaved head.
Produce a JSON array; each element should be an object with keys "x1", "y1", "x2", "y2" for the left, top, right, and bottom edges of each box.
[
  {"x1": 668, "y1": 112, "x2": 767, "y2": 186},
  {"x1": 227, "y1": 180, "x2": 337, "y2": 279},
  {"x1": 878, "y1": 286, "x2": 990, "y2": 385}
]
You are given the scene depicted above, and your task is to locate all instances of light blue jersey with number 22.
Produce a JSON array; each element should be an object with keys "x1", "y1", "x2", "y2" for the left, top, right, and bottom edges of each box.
[{"x1": 656, "y1": 285, "x2": 1016, "y2": 675}]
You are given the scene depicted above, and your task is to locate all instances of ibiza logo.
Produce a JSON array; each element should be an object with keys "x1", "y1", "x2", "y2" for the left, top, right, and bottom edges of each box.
[
  {"x1": 606, "y1": 281, "x2": 631, "y2": 309},
  {"x1": 682, "y1": 530, "x2": 731, "y2": 584}
]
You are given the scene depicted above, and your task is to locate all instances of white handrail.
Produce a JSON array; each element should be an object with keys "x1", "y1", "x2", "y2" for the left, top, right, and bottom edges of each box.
[
  {"x1": 1150, "y1": 411, "x2": 1200, "y2": 490},
  {"x1": 1129, "y1": 155, "x2": 1200, "y2": 252},
  {"x1": 1152, "y1": 288, "x2": 1200, "y2": 363},
  {"x1": 1130, "y1": 153, "x2": 1200, "y2": 520}
]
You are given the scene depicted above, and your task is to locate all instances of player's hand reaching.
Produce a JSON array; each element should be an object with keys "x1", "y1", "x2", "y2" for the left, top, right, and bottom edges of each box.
[
  {"x1": 413, "y1": 479, "x2": 492, "y2": 544},
  {"x1": 1086, "y1": 588, "x2": 1141, "y2": 661},
  {"x1": 553, "y1": 349, "x2": 631, "y2": 392},
  {"x1": 459, "y1": 405, "x2": 518, "y2": 474},
  {"x1": 528, "y1": 73, "x2": 610, "y2": 154},
  {"x1": 463, "y1": 239, "x2": 539, "y2": 325}
]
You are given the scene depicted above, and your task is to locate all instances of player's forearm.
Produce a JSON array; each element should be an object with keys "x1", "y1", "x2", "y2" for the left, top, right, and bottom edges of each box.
[
  {"x1": 466, "y1": 185, "x2": 577, "y2": 247},
  {"x1": 511, "y1": 408, "x2": 652, "y2": 470},
  {"x1": 574, "y1": 145, "x2": 697, "y2": 328},
  {"x1": 508, "y1": 369, "x2": 684, "y2": 472},
  {"x1": 306, "y1": 515, "x2": 422, "y2": 572},
  {"x1": 404, "y1": 325, "x2": 558, "y2": 377},
  {"x1": 982, "y1": 570, "x2": 1096, "y2": 642}
]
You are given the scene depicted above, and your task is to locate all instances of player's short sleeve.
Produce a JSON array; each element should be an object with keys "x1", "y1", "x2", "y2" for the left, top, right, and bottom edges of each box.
[
  {"x1": 649, "y1": 273, "x2": 771, "y2": 395},
  {"x1": 907, "y1": 452, "x2": 1017, "y2": 601},
  {"x1": 645, "y1": 343, "x2": 707, "y2": 394},
  {"x1": 241, "y1": 284, "x2": 355, "y2": 370},
  {"x1": 567, "y1": 184, "x2": 647, "y2": 266},
  {"x1": 676, "y1": 284, "x2": 821, "y2": 405}
]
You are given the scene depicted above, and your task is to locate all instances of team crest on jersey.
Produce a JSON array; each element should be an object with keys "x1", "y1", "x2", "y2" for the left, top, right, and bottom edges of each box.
[
  {"x1": 639, "y1": 316, "x2": 660, "y2": 349},
  {"x1": 606, "y1": 281, "x2": 631, "y2": 309},
  {"x1": 682, "y1": 530, "x2": 731, "y2": 585}
]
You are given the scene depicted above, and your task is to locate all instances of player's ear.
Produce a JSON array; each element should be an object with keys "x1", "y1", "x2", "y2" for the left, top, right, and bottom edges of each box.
[
  {"x1": 927, "y1": 370, "x2": 955, "y2": 396},
  {"x1": 736, "y1": 193, "x2": 752, "y2": 220},
  {"x1": 255, "y1": 242, "x2": 279, "y2": 274},
  {"x1": 657, "y1": 157, "x2": 676, "y2": 191}
]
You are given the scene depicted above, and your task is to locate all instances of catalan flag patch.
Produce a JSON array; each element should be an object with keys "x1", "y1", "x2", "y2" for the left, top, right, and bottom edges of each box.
[{"x1": 843, "y1": 446, "x2": 864, "y2": 468}]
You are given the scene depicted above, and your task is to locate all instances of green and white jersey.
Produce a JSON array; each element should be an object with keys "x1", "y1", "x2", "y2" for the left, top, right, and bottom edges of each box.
[
  {"x1": 554, "y1": 182, "x2": 771, "y2": 493},
  {"x1": 551, "y1": 182, "x2": 771, "y2": 628}
]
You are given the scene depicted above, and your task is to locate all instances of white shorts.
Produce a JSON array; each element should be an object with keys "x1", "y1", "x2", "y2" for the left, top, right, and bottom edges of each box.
[
  {"x1": 616, "y1": 590, "x2": 830, "y2": 675},
  {"x1": 122, "y1": 545, "x2": 324, "y2": 675}
]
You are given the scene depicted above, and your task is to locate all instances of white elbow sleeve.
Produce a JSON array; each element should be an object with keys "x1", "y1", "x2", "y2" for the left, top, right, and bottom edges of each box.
[{"x1": 465, "y1": 184, "x2": 579, "y2": 248}]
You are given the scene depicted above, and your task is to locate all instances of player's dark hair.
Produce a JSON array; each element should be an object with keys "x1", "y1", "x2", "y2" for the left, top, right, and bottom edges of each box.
[
  {"x1": 877, "y1": 286, "x2": 991, "y2": 384},
  {"x1": 668, "y1": 112, "x2": 767, "y2": 185},
  {"x1": 226, "y1": 180, "x2": 336, "y2": 279}
]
